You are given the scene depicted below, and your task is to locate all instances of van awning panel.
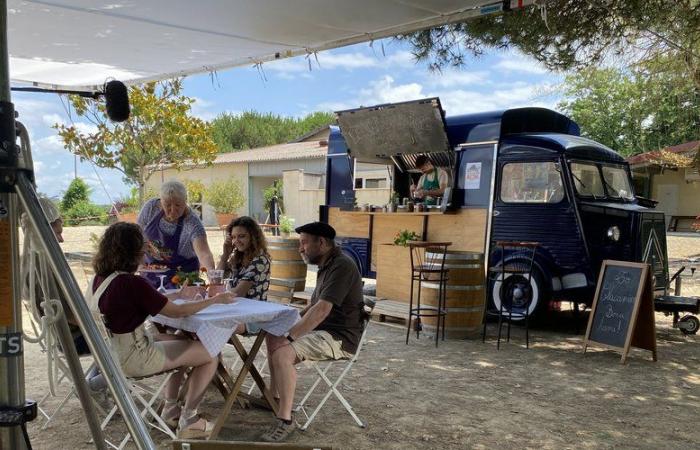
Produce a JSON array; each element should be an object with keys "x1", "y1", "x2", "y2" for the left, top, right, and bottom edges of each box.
[{"x1": 335, "y1": 97, "x2": 451, "y2": 164}]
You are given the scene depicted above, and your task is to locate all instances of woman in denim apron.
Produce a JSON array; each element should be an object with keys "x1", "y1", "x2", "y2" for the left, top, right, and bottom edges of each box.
[{"x1": 138, "y1": 181, "x2": 215, "y2": 289}]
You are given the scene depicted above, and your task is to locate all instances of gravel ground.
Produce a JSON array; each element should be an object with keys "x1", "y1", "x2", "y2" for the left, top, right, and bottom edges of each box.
[{"x1": 18, "y1": 226, "x2": 700, "y2": 449}]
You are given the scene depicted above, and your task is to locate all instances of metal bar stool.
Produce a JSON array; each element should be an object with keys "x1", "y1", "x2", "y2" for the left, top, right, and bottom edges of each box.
[
  {"x1": 482, "y1": 240, "x2": 539, "y2": 349},
  {"x1": 406, "y1": 241, "x2": 451, "y2": 347}
]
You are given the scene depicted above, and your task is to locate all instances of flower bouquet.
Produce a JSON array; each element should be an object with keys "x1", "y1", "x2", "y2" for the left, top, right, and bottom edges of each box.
[{"x1": 171, "y1": 267, "x2": 208, "y2": 288}]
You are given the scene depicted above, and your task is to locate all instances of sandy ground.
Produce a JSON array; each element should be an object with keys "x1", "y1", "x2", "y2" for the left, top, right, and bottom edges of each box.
[{"x1": 20, "y1": 227, "x2": 700, "y2": 449}]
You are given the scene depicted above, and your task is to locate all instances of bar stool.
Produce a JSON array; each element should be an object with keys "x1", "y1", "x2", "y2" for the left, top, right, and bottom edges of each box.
[
  {"x1": 482, "y1": 240, "x2": 539, "y2": 349},
  {"x1": 406, "y1": 241, "x2": 451, "y2": 347}
]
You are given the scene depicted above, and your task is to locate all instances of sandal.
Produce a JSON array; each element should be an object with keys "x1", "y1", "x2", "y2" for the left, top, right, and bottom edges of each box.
[
  {"x1": 261, "y1": 417, "x2": 296, "y2": 442},
  {"x1": 177, "y1": 416, "x2": 215, "y2": 439}
]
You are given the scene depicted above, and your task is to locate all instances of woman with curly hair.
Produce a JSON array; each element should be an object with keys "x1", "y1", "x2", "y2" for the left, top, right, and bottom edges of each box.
[
  {"x1": 216, "y1": 216, "x2": 271, "y2": 334},
  {"x1": 86, "y1": 222, "x2": 234, "y2": 438}
]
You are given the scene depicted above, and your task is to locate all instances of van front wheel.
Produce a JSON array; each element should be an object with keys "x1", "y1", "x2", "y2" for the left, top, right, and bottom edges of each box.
[{"x1": 490, "y1": 268, "x2": 548, "y2": 320}]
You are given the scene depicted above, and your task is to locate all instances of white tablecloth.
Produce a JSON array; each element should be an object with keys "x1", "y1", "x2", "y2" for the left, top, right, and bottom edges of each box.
[{"x1": 151, "y1": 298, "x2": 300, "y2": 356}]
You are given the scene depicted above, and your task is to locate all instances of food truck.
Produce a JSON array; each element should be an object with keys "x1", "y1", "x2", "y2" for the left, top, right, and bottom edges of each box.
[{"x1": 320, "y1": 98, "x2": 679, "y2": 335}]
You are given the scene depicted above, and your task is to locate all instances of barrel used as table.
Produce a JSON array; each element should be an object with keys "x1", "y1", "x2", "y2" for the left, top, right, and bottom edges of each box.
[
  {"x1": 268, "y1": 236, "x2": 307, "y2": 291},
  {"x1": 420, "y1": 251, "x2": 485, "y2": 339}
]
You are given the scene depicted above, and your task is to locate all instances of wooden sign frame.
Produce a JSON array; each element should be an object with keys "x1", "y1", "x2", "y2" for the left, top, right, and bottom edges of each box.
[{"x1": 583, "y1": 260, "x2": 657, "y2": 364}]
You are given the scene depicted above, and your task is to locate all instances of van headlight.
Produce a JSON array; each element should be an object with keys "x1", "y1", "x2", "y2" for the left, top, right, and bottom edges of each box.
[{"x1": 607, "y1": 226, "x2": 620, "y2": 241}]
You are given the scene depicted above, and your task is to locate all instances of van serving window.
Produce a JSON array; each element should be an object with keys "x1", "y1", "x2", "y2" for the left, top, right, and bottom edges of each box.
[{"x1": 500, "y1": 162, "x2": 564, "y2": 204}]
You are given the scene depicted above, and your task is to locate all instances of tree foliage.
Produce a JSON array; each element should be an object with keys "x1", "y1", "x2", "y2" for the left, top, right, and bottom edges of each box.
[
  {"x1": 210, "y1": 111, "x2": 335, "y2": 152},
  {"x1": 60, "y1": 177, "x2": 90, "y2": 211},
  {"x1": 558, "y1": 56, "x2": 700, "y2": 156},
  {"x1": 401, "y1": 1, "x2": 700, "y2": 88},
  {"x1": 54, "y1": 79, "x2": 218, "y2": 204},
  {"x1": 60, "y1": 177, "x2": 108, "y2": 225}
]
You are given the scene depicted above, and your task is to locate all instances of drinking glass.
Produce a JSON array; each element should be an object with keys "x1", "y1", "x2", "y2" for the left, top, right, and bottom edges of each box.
[
  {"x1": 157, "y1": 274, "x2": 167, "y2": 294},
  {"x1": 208, "y1": 269, "x2": 224, "y2": 286}
]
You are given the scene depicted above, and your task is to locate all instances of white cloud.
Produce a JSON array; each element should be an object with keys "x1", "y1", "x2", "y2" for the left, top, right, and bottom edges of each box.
[
  {"x1": 316, "y1": 73, "x2": 559, "y2": 117},
  {"x1": 426, "y1": 69, "x2": 490, "y2": 88},
  {"x1": 190, "y1": 96, "x2": 217, "y2": 121},
  {"x1": 264, "y1": 49, "x2": 419, "y2": 79},
  {"x1": 42, "y1": 113, "x2": 66, "y2": 127},
  {"x1": 494, "y1": 53, "x2": 549, "y2": 75},
  {"x1": 433, "y1": 82, "x2": 559, "y2": 116},
  {"x1": 32, "y1": 134, "x2": 66, "y2": 155},
  {"x1": 315, "y1": 75, "x2": 425, "y2": 112}
]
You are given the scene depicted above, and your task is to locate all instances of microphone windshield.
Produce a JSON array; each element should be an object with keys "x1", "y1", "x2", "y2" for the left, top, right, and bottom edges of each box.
[{"x1": 104, "y1": 80, "x2": 130, "y2": 122}]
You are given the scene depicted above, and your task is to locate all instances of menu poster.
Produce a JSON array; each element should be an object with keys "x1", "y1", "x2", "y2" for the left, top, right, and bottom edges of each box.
[{"x1": 465, "y1": 162, "x2": 482, "y2": 190}]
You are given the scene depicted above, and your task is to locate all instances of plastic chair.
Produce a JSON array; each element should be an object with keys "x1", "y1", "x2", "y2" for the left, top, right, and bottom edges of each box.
[
  {"x1": 294, "y1": 296, "x2": 376, "y2": 430},
  {"x1": 482, "y1": 241, "x2": 539, "y2": 349},
  {"x1": 406, "y1": 241, "x2": 451, "y2": 347}
]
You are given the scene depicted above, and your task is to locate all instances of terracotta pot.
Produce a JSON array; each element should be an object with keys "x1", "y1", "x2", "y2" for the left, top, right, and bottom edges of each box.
[
  {"x1": 216, "y1": 213, "x2": 237, "y2": 228},
  {"x1": 118, "y1": 212, "x2": 138, "y2": 223}
]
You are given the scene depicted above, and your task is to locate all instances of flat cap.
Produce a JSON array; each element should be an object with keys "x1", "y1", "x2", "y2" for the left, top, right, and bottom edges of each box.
[{"x1": 295, "y1": 221, "x2": 336, "y2": 240}]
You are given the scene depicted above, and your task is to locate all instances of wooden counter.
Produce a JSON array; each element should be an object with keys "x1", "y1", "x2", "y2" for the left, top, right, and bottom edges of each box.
[{"x1": 328, "y1": 206, "x2": 488, "y2": 302}]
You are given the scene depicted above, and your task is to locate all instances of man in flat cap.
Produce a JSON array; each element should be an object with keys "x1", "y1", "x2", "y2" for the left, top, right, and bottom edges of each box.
[{"x1": 262, "y1": 221, "x2": 365, "y2": 442}]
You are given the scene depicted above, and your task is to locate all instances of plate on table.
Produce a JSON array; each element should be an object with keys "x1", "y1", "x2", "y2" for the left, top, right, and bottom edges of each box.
[{"x1": 138, "y1": 266, "x2": 170, "y2": 274}]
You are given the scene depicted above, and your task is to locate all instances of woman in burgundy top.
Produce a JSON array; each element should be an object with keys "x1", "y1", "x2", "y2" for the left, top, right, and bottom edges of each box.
[{"x1": 88, "y1": 222, "x2": 234, "y2": 439}]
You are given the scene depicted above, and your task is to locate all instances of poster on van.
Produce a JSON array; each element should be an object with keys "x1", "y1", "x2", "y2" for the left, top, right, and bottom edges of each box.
[{"x1": 465, "y1": 162, "x2": 482, "y2": 189}]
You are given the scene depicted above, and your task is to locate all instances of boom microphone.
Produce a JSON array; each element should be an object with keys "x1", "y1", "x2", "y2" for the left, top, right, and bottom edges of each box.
[{"x1": 104, "y1": 80, "x2": 130, "y2": 122}]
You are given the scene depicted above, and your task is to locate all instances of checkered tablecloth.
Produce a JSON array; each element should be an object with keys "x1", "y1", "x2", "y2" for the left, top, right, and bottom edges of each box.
[{"x1": 151, "y1": 298, "x2": 300, "y2": 356}]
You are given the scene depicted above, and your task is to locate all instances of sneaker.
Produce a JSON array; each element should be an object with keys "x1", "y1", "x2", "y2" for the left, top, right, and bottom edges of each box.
[{"x1": 261, "y1": 417, "x2": 296, "y2": 442}]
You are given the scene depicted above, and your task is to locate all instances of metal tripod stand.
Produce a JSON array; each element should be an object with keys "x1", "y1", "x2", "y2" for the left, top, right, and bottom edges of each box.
[{"x1": 0, "y1": 2, "x2": 155, "y2": 448}]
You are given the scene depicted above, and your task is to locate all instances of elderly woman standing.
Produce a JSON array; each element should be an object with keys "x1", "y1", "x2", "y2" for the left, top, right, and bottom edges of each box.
[{"x1": 138, "y1": 180, "x2": 215, "y2": 289}]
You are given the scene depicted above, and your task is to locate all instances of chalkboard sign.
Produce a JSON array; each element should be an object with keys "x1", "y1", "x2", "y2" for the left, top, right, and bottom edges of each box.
[{"x1": 583, "y1": 260, "x2": 657, "y2": 363}]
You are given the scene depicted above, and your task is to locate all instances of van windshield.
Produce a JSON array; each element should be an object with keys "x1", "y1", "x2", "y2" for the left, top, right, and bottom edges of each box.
[
  {"x1": 601, "y1": 165, "x2": 635, "y2": 200},
  {"x1": 570, "y1": 162, "x2": 605, "y2": 198}
]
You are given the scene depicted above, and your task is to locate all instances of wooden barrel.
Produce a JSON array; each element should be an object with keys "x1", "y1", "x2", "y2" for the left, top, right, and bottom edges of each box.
[
  {"x1": 268, "y1": 236, "x2": 307, "y2": 291},
  {"x1": 419, "y1": 251, "x2": 485, "y2": 339}
]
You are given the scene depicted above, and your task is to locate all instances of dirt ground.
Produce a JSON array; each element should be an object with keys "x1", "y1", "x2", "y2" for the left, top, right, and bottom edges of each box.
[{"x1": 21, "y1": 227, "x2": 700, "y2": 449}]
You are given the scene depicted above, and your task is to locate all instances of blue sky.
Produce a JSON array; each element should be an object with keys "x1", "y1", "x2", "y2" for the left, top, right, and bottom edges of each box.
[{"x1": 11, "y1": 38, "x2": 561, "y2": 204}]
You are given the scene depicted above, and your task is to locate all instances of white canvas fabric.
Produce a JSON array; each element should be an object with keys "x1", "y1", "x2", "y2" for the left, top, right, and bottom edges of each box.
[{"x1": 7, "y1": 0, "x2": 530, "y2": 90}]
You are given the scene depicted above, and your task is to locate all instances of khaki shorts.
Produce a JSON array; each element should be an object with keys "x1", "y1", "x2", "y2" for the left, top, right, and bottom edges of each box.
[
  {"x1": 110, "y1": 325, "x2": 167, "y2": 378},
  {"x1": 291, "y1": 330, "x2": 353, "y2": 362}
]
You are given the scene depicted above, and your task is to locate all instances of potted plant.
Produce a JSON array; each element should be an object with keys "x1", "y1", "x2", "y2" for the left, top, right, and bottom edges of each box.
[
  {"x1": 279, "y1": 215, "x2": 295, "y2": 238},
  {"x1": 204, "y1": 179, "x2": 245, "y2": 228},
  {"x1": 387, "y1": 191, "x2": 399, "y2": 213},
  {"x1": 393, "y1": 229, "x2": 419, "y2": 246}
]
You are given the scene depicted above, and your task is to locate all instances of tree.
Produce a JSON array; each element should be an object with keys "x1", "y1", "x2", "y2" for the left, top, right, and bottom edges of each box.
[
  {"x1": 401, "y1": 1, "x2": 700, "y2": 88},
  {"x1": 60, "y1": 177, "x2": 90, "y2": 211},
  {"x1": 54, "y1": 79, "x2": 218, "y2": 204},
  {"x1": 210, "y1": 111, "x2": 335, "y2": 152},
  {"x1": 558, "y1": 56, "x2": 700, "y2": 156},
  {"x1": 60, "y1": 177, "x2": 108, "y2": 226}
]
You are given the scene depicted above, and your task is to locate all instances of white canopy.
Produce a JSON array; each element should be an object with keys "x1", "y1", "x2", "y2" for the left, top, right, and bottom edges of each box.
[{"x1": 7, "y1": 0, "x2": 531, "y2": 91}]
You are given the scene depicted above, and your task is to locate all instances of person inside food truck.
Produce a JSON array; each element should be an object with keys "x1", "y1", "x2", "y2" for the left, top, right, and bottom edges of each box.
[{"x1": 409, "y1": 154, "x2": 449, "y2": 205}]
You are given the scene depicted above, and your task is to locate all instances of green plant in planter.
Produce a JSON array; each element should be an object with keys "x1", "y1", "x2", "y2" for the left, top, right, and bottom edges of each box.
[
  {"x1": 279, "y1": 215, "x2": 295, "y2": 235},
  {"x1": 204, "y1": 179, "x2": 245, "y2": 214},
  {"x1": 389, "y1": 191, "x2": 400, "y2": 206},
  {"x1": 393, "y1": 229, "x2": 419, "y2": 246}
]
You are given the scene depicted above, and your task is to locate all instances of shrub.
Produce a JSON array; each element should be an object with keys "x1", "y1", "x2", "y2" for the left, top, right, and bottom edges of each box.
[
  {"x1": 279, "y1": 215, "x2": 295, "y2": 234},
  {"x1": 183, "y1": 179, "x2": 206, "y2": 203},
  {"x1": 63, "y1": 200, "x2": 109, "y2": 226},
  {"x1": 263, "y1": 180, "x2": 283, "y2": 211},
  {"x1": 204, "y1": 179, "x2": 245, "y2": 214}
]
